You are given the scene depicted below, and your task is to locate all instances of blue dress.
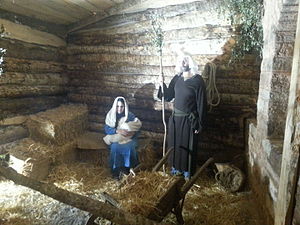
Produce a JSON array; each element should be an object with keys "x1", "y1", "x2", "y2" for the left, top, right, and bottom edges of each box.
[{"x1": 104, "y1": 112, "x2": 139, "y2": 172}]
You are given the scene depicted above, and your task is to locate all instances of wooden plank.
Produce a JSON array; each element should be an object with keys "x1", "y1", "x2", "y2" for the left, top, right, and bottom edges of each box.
[
  {"x1": 43, "y1": 0, "x2": 91, "y2": 19},
  {"x1": 67, "y1": 0, "x2": 218, "y2": 33},
  {"x1": 87, "y1": 0, "x2": 115, "y2": 9},
  {"x1": 146, "y1": 176, "x2": 185, "y2": 222},
  {"x1": 274, "y1": 2, "x2": 300, "y2": 225},
  {"x1": 67, "y1": 0, "x2": 145, "y2": 32},
  {"x1": 0, "y1": 19, "x2": 66, "y2": 47},
  {"x1": 0, "y1": 8, "x2": 67, "y2": 38},
  {"x1": 62, "y1": 0, "x2": 99, "y2": 12},
  {"x1": 0, "y1": 0, "x2": 76, "y2": 24}
]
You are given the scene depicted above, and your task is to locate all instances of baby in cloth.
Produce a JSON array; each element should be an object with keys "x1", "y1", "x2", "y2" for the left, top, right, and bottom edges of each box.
[{"x1": 103, "y1": 117, "x2": 141, "y2": 145}]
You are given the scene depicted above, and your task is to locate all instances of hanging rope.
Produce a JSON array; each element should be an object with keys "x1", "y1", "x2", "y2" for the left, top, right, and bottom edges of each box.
[{"x1": 203, "y1": 62, "x2": 220, "y2": 111}]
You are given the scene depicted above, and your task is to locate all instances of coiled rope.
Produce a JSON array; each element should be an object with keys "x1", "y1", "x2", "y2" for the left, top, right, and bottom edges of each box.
[{"x1": 203, "y1": 62, "x2": 220, "y2": 111}]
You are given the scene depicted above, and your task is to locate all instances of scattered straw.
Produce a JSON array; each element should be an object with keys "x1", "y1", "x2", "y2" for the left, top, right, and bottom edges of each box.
[
  {"x1": 0, "y1": 163, "x2": 265, "y2": 225},
  {"x1": 112, "y1": 171, "x2": 174, "y2": 216}
]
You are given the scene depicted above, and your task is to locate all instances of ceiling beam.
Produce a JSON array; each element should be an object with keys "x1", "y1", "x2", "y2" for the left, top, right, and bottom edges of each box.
[
  {"x1": 67, "y1": 0, "x2": 141, "y2": 33},
  {"x1": 67, "y1": 0, "x2": 199, "y2": 34}
]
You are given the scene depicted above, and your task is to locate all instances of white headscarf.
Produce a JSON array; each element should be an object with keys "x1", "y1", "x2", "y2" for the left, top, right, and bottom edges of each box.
[
  {"x1": 105, "y1": 96, "x2": 129, "y2": 128},
  {"x1": 174, "y1": 51, "x2": 199, "y2": 75}
]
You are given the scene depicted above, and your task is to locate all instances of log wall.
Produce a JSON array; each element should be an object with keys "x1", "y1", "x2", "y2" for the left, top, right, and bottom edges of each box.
[
  {"x1": 0, "y1": 15, "x2": 67, "y2": 146},
  {"x1": 0, "y1": 17, "x2": 67, "y2": 119},
  {"x1": 248, "y1": 0, "x2": 299, "y2": 224},
  {"x1": 66, "y1": 0, "x2": 260, "y2": 163}
]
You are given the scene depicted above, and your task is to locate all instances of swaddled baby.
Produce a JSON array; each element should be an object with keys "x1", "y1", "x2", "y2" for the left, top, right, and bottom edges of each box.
[{"x1": 103, "y1": 117, "x2": 141, "y2": 145}]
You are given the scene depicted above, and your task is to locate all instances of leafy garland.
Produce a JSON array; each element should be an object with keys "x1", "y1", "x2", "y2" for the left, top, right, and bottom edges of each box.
[
  {"x1": 0, "y1": 24, "x2": 6, "y2": 76},
  {"x1": 221, "y1": 0, "x2": 264, "y2": 62}
]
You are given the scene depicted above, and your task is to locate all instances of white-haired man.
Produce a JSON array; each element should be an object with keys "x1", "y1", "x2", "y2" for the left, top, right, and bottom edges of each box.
[{"x1": 158, "y1": 53, "x2": 207, "y2": 180}]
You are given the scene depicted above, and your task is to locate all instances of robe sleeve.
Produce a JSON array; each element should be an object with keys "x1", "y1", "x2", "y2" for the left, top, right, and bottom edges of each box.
[
  {"x1": 196, "y1": 79, "x2": 208, "y2": 132},
  {"x1": 104, "y1": 125, "x2": 116, "y2": 135},
  {"x1": 157, "y1": 75, "x2": 179, "y2": 101}
]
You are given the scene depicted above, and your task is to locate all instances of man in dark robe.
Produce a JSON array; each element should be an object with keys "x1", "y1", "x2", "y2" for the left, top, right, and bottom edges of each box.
[{"x1": 158, "y1": 53, "x2": 207, "y2": 179}]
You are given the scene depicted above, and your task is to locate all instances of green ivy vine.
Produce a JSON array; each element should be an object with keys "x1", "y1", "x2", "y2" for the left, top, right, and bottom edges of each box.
[{"x1": 221, "y1": 0, "x2": 264, "y2": 62}]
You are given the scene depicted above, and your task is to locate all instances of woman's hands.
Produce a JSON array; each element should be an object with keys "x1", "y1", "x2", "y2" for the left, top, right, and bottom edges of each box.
[{"x1": 116, "y1": 129, "x2": 135, "y2": 137}]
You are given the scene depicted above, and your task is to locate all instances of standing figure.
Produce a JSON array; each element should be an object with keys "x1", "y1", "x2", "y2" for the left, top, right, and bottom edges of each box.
[
  {"x1": 104, "y1": 96, "x2": 142, "y2": 179},
  {"x1": 158, "y1": 53, "x2": 207, "y2": 179}
]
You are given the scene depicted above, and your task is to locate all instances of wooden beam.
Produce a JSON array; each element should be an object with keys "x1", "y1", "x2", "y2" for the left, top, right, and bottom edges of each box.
[
  {"x1": 274, "y1": 2, "x2": 300, "y2": 225},
  {"x1": 67, "y1": 0, "x2": 137, "y2": 34},
  {"x1": 0, "y1": 0, "x2": 76, "y2": 24},
  {"x1": 67, "y1": 0, "x2": 199, "y2": 33},
  {"x1": 62, "y1": 0, "x2": 99, "y2": 12},
  {"x1": 0, "y1": 19, "x2": 66, "y2": 47},
  {"x1": 0, "y1": 165, "x2": 169, "y2": 225}
]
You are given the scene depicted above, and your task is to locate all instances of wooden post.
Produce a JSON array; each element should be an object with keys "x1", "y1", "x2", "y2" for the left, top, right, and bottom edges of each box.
[{"x1": 274, "y1": 2, "x2": 300, "y2": 225}]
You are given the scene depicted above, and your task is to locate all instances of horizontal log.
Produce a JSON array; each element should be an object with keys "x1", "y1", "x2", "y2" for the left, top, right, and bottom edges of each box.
[
  {"x1": 0, "y1": 125, "x2": 28, "y2": 145},
  {"x1": 201, "y1": 130, "x2": 244, "y2": 148},
  {"x1": 67, "y1": 44, "x2": 222, "y2": 65},
  {"x1": 67, "y1": 53, "x2": 173, "y2": 66},
  {"x1": 66, "y1": 62, "x2": 174, "y2": 76},
  {"x1": 72, "y1": 2, "x2": 226, "y2": 37},
  {"x1": 69, "y1": 85, "x2": 156, "y2": 100},
  {"x1": 68, "y1": 35, "x2": 229, "y2": 57},
  {"x1": 68, "y1": 26, "x2": 231, "y2": 53},
  {"x1": 0, "y1": 85, "x2": 67, "y2": 98},
  {"x1": 69, "y1": 72, "x2": 160, "y2": 85},
  {"x1": 0, "y1": 8, "x2": 66, "y2": 38},
  {"x1": 198, "y1": 147, "x2": 243, "y2": 163},
  {"x1": 88, "y1": 121, "x2": 104, "y2": 133},
  {"x1": 219, "y1": 93, "x2": 258, "y2": 106},
  {"x1": 68, "y1": 93, "x2": 157, "y2": 110},
  {"x1": 69, "y1": 77, "x2": 258, "y2": 96},
  {"x1": 88, "y1": 112, "x2": 166, "y2": 125},
  {"x1": 66, "y1": 62, "x2": 260, "y2": 80},
  {"x1": 67, "y1": 53, "x2": 248, "y2": 70},
  {"x1": 0, "y1": 72, "x2": 68, "y2": 85},
  {"x1": 3, "y1": 57, "x2": 64, "y2": 73},
  {"x1": 0, "y1": 38, "x2": 65, "y2": 62},
  {"x1": 89, "y1": 111, "x2": 248, "y2": 134},
  {"x1": 0, "y1": 19, "x2": 66, "y2": 47},
  {"x1": 0, "y1": 115, "x2": 27, "y2": 126},
  {"x1": 68, "y1": 91, "x2": 257, "y2": 109},
  {"x1": 88, "y1": 120, "x2": 164, "y2": 134},
  {"x1": 0, "y1": 96, "x2": 66, "y2": 118},
  {"x1": 79, "y1": 0, "x2": 219, "y2": 31},
  {"x1": 215, "y1": 78, "x2": 259, "y2": 95},
  {"x1": 0, "y1": 165, "x2": 168, "y2": 225}
]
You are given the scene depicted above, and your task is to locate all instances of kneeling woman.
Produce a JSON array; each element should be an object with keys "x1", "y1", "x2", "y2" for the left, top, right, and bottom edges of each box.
[{"x1": 104, "y1": 96, "x2": 142, "y2": 179}]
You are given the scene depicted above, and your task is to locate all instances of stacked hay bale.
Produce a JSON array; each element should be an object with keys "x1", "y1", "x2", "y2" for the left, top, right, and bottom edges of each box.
[{"x1": 7, "y1": 104, "x2": 88, "y2": 180}]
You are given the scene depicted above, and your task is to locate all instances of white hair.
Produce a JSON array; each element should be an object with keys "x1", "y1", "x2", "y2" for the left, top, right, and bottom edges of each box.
[{"x1": 175, "y1": 53, "x2": 199, "y2": 75}]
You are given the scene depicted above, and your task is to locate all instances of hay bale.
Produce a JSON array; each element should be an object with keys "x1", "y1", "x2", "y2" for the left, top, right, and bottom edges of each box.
[
  {"x1": 5, "y1": 138, "x2": 77, "y2": 180},
  {"x1": 27, "y1": 104, "x2": 88, "y2": 146},
  {"x1": 54, "y1": 141, "x2": 77, "y2": 164},
  {"x1": 6, "y1": 138, "x2": 53, "y2": 180}
]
